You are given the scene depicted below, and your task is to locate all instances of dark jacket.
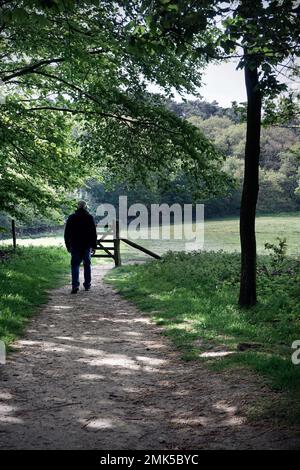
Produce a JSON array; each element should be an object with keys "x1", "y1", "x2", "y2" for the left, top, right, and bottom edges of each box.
[{"x1": 64, "y1": 208, "x2": 97, "y2": 251}]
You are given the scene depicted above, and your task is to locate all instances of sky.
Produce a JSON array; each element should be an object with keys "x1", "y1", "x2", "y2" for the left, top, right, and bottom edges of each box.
[
  {"x1": 199, "y1": 61, "x2": 247, "y2": 107},
  {"x1": 173, "y1": 59, "x2": 300, "y2": 108},
  {"x1": 148, "y1": 60, "x2": 247, "y2": 108},
  {"x1": 170, "y1": 60, "x2": 247, "y2": 108}
]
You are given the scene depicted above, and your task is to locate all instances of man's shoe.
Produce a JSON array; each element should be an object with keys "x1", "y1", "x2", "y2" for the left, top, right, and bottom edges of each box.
[
  {"x1": 71, "y1": 287, "x2": 79, "y2": 294},
  {"x1": 84, "y1": 286, "x2": 91, "y2": 291}
]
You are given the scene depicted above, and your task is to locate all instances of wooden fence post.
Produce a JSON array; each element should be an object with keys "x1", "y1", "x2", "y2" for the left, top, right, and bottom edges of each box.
[
  {"x1": 114, "y1": 219, "x2": 121, "y2": 267},
  {"x1": 12, "y1": 219, "x2": 16, "y2": 250}
]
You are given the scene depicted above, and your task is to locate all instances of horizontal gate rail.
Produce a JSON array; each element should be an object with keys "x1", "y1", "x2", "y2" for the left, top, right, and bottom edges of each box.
[
  {"x1": 93, "y1": 220, "x2": 161, "y2": 266},
  {"x1": 121, "y1": 238, "x2": 161, "y2": 260}
]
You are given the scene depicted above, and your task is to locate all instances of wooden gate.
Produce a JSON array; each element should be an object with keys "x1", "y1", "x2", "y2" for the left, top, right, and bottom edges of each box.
[{"x1": 92, "y1": 219, "x2": 161, "y2": 266}]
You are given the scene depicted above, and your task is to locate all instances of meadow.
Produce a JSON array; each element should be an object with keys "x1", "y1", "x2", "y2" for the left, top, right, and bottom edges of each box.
[{"x1": 2, "y1": 213, "x2": 299, "y2": 260}]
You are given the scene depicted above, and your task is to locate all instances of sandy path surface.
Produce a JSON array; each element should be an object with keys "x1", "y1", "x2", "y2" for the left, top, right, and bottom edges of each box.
[{"x1": 0, "y1": 265, "x2": 299, "y2": 450}]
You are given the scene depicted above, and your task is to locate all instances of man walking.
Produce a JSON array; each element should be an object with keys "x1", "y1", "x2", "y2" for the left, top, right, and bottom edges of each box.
[{"x1": 64, "y1": 200, "x2": 97, "y2": 294}]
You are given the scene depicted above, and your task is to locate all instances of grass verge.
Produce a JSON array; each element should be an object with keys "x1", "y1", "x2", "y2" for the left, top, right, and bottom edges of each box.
[
  {"x1": 106, "y1": 251, "x2": 300, "y2": 426},
  {"x1": 0, "y1": 246, "x2": 69, "y2": 348}
]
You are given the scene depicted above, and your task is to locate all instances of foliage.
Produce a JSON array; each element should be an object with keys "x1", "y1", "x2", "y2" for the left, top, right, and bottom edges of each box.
[
  {"x1": 187, "y1": 105, "x2": 300, "y2": 215},
  {"x1": 167, "y1": 99, "x2": 241, "y2": 122},
  {"x1": 1, "y1": 1, "x2": 298, "y2": 221},
  {"x1": 141, "y1": 1, "x2": 300, "y2": 100},
  {"x1": 0, "y1": 246, "x2": 69, "y2": 347},
  {"x1": 264, "y1": 237, "x2": 288, "y2": 272},
  {"x1": 140, "y1": 0, "x2": 300, "y2": 306},
  {"x1": 263, "y1": 92, "x2": 300, "y2": 127},
  {"x1": 0, "y1": 0, "x2": 229, "y2": 218},
  {"x1": 80, "y1": 99, "x2": 300, "y2": 218},
  {"x1": 0, "y1": 100, "x2": 87, "y2": 219},
  {"x1": 106, "y1": 249, "x2": 300, "y2": 424}
]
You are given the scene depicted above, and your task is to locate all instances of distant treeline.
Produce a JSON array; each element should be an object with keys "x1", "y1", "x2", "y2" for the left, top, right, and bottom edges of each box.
[
  {"x1": 85, "y1": 99, "x2": 300, "y2": 218},
  {"x1": 1, "y1": 99, "x2": 299, "y2": 232}
]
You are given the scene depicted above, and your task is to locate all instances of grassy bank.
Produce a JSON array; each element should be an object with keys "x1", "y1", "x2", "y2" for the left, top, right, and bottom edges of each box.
[
  {"x1": 106, "y1": 250, "x2": 300, "y2": 425},
  {"x1": 0, "y1": 246, "x2": 69, "y2": 347}
]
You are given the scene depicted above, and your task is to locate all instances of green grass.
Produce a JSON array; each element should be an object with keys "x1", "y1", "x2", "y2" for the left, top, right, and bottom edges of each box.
[
  {"x1": 120, "y1": 212, "x2": 300, "y2": 258},
  {"x1": 2, "y1": 213, "x2": 299, "y2": 260},
  {"x1": 1, "y1": 219, "x2": 300, "y2": 425},
  {"x1": 0, "y1": 246, "x2": 69, "y2": 347},
  {"x1": 106, "y1": 250, "x2": 300, "y2": 425},
  {"x1": 204, "y1": 212, "x2": 300, "y2": 255}
]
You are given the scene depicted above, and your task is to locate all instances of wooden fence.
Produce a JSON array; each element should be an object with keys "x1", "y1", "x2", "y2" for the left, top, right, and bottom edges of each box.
[{"x1": 93, "y1": 219, "x2": 161, "y2": 266}]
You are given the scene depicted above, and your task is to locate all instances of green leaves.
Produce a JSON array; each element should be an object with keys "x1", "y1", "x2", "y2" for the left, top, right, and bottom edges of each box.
[
  {"x1": 263, "y1": 92, "x2": 300, "y2": 126},
  {"x1": 264, "y1": 237, "x2": 288, "y2": 272},
  {"x1": 0, "y1": 95, "x2": 87, "y2": 219},
  {"x1": 0, "y1": 0, "x2": 226, "y2": 218}
]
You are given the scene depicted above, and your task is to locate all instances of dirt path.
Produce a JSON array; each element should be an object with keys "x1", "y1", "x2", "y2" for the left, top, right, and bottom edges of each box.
[{"x1": 0, "y1": 265, "x2": 299, "y2": 450}]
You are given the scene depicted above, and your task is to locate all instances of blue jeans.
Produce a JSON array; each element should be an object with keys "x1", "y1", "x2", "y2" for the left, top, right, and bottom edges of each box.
[{"x1": 71, "y1": 248, "x2": 91, "y2": 289}]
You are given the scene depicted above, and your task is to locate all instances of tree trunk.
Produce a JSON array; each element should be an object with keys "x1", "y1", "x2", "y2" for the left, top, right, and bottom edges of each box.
[{"x1": 239, "y1": 64, "x2": 262, "y2": 307}]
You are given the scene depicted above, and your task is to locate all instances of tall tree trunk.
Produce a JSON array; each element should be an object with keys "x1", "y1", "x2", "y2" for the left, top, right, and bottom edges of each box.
[{"x1": 239, "y1": 64, "x2": 262, "y2": 307}]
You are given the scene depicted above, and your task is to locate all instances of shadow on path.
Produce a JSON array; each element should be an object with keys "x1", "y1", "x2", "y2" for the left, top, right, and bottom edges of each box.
[{"x1": 0, "y1": 265, "x2": 299, "y2": 449}]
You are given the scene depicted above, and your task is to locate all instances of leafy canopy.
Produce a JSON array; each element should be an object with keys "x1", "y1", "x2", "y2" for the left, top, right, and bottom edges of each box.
[
  {"x1": 141, "y1": 0, "x2": 300, "y2": 106},
  {"x1": 0, "y1": 0, "x2": 228, "y2": 218}
]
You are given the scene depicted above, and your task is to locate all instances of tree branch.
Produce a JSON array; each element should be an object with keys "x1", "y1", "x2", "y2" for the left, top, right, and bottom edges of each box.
[
  {"x1": 1, "y1": 57, "x2": 65, "y2": 82},
  {"x1": 25, "y1": 105, "x2": 181, "y2": 135},
  {"x1": 1, "y1": 47, "x2": 107, "y2": 82}
]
